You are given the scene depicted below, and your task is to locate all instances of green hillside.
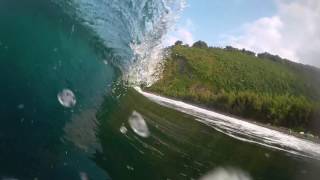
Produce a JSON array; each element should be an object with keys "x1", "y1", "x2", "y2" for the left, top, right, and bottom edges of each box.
[{"x1": 146, "y1": 42, "x2": 320, "y2": 134}]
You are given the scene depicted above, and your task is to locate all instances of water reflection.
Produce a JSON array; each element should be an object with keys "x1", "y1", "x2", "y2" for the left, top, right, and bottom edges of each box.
[{"x1": 63, "y1": 108, "x2": 101, "y2": 154}]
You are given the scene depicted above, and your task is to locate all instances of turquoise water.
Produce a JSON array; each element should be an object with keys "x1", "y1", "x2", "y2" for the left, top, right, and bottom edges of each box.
[
  {"x1": 0, "y1": 1, "x2": 114, "y2": 179},
  {"x1": 0, "y1": 0, "x2": 319, "y2": 179}
]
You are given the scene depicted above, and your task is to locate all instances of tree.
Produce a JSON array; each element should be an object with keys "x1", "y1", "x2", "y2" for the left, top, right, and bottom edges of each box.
[
  {"x1": 192, "y1": 41, "x2": 208, "y2": 48},
  {"x1": 225, "y1": 46, "x2": 238, "y2": 51},
  {"x1": 241, "y1": 48, "x2": 255, "y2": 56},
  {"x1": 257, "y1": 52, "x2": 283, "y2": 62},
  {"x1": 174, "y1": 40, "x2": 183, "y2": 46}
]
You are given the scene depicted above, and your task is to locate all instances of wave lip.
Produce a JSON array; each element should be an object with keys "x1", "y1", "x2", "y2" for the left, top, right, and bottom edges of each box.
[
  {"x1": 135, "y1": 87, "x2": 320, "y2": 160},
  {"x1": 54, "y1": 0, "x2": 186, "y2": 86}
]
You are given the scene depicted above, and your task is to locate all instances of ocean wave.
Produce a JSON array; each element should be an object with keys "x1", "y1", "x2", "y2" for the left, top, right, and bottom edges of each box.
[
  {"x1": 135, "y1": 87, "x2": 320, "y2": 160},
  {"x1": 53, "y1": 0, "x2": 186, "y2": 86}
]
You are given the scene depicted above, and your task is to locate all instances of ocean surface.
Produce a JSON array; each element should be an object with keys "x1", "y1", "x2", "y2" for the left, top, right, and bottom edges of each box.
[{"x1": 0, "y1": 0, "x2": 319, "y2": 179}]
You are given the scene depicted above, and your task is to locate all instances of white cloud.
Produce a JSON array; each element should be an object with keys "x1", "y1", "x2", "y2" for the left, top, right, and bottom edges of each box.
[
  {"x1": 227, "y1": 0, "x2": 320, "y2": 67},
  {"x1": 165, "y1": 19, "x2": 195, "y2": 46},
  {"x1": 166, "y1": 28, "x2": 194, "y2": 45}
]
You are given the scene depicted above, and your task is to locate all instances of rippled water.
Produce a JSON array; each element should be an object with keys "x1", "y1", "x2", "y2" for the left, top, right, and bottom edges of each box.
[{"x1": 0, "y1": 0, "x2": 319, "y2": 180}]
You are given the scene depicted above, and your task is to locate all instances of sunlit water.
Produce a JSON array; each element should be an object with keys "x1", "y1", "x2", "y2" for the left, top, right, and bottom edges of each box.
[{"x1": 0, "y1": 0, "x2": 319, "y2": 180}]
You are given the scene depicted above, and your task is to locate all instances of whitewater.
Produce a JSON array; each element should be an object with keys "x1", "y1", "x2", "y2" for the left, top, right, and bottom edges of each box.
[{"x1": 135, "y1": 87, "x2": 320, "y2": 160}]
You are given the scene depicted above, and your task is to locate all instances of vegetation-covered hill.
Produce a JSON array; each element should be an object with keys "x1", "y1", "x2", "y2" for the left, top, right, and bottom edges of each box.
[{"x1": 146, "y1": 41, "x2": 320, "y2": 134}]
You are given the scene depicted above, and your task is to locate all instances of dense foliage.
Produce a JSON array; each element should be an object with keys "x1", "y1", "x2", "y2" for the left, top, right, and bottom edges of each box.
[{"x1": 147, "y1": 42, "x2": 320, "y2": 134}]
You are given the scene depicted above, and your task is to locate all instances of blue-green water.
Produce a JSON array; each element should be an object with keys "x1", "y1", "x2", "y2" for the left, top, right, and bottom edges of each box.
[
  {"x1": 0, "y1": 1, "x2": 114, "y2": 179},
  {"x1": 0, "y1": 0, "x2": 319, "y2": 180}
]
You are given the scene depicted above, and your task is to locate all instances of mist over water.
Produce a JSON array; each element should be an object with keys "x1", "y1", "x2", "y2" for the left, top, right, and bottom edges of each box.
[{"x1": 0, "y1": 0, "x2": 319, "y2": 180}]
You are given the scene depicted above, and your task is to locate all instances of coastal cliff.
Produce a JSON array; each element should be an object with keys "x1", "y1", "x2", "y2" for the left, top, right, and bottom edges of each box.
[{"x1": 146, "y1": 41, "x2": 320, "y2": 135}]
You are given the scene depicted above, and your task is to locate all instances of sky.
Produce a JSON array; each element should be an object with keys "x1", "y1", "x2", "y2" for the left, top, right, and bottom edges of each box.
[{"x1": 166, "y1": 0, "x2": 320, "y2": 67}]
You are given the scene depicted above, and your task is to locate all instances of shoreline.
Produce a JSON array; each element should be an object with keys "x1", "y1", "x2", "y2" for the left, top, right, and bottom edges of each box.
[{"x1": 139, "y1": 88, "x2": 320, "y2": 144}]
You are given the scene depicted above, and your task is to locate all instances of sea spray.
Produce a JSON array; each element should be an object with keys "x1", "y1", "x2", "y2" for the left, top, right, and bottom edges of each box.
[{"x1": 53, "y1": 0, "x2": 186, "y2": 86}]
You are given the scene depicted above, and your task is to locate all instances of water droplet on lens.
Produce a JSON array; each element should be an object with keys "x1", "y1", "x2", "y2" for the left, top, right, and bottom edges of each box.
[
  {"x1": 17, "y1": 104, "x2": 24, "y2": 109},
  {"x1": 128, "y1": 111, "x2": 150, "y2": 138},
  {"x1": 264, "y1": 153, "x2": 270, "y2": 158},
  {"x1": 79, "y1": 172, "x2": 89, "y2": 180},
  {"x1": 199, "y1": 167, "x2": 251, "y2": 180},
  {"x1": 126, "y1": 165, "x2": 134, "y2": 171},
  {"x1": 120, "y1": 125, "x2": 128, "y2": 134},
  {"x1": 57, "y1": 89, "x2": 76, "y2": 108}
]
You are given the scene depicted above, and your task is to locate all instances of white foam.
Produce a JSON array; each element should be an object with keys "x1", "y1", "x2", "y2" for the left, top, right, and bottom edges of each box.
[
  {"x1": 125, "y1": 0, "x2": 186, "y2": 86},
  {"x1": 135, "y1": 87, "x2": 320, "y2": 160}
]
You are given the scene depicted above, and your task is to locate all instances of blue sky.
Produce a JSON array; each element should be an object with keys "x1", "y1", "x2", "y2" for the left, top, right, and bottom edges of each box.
[
  {"x1": 166, "y1": 0, "x2": 320, "y2": 67},
  {"x1": 177, "y1": 0, "x2": 276, "y2": 45}
]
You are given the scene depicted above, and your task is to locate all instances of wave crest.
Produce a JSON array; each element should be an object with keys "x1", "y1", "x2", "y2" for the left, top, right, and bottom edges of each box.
[{"x1": 54, "y1": 0, "x2": 186, "y2": 86}]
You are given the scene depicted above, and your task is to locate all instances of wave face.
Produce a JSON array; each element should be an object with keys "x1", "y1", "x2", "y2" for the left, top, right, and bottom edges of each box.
[
  {"x1": 135, "y1": 87, "x2": 320, "y2": 160},
  {"x1": 54, "y1": 0, "x2": 185, "y2": 86}
]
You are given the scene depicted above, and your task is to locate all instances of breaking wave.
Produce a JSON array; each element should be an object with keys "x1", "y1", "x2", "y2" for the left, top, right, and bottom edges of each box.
[
  {"x1": 53, "y1": 0, "x2": 186, "y2": 86},
  {"x1": 52, "y1": 0, "x2": 320, "y2": 160}
]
